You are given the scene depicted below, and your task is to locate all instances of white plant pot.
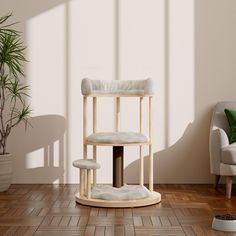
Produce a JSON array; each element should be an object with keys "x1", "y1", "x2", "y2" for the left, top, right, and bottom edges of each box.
[{"x1": 0, "y1": 154, "x2": 12, "y2": 192}]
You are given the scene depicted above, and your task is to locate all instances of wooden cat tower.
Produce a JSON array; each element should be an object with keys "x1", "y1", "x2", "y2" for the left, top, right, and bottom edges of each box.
[{"x1": 73, "y1": 78, "x2": 161, "y2": 208}]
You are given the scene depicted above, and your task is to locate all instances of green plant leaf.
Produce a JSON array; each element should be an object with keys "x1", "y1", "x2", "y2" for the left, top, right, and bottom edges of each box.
[{"x1": 0, "y1": 13, "x2": 30, "y2": 154}]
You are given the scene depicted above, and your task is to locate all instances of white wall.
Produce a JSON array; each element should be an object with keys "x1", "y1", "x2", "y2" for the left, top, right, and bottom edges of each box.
[{"x1": 1, "y1": 0, "x2": 236, "y2": 184}]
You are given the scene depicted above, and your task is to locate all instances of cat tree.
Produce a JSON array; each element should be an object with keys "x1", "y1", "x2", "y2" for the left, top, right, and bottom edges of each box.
[{"x1": 73, "y1": 78, "x2": 161, "y2": 208}]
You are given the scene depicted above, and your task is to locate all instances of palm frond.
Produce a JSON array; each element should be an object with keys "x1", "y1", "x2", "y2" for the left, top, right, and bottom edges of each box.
[
  {"x1": 0, "y1": 13, "x2": 30, "y2": 154},
  {"x1": 0, "y1": 32, "x2": 26, "y2": 76}
]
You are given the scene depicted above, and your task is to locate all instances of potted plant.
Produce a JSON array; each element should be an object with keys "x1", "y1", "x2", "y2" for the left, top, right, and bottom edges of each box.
[{"x1": 0, "y1": 14, "x2": 31, "y2": 191}]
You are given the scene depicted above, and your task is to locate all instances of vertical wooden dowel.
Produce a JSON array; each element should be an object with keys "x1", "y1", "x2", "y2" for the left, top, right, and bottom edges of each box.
[
  {"x1": 140, "y1": 97, "x2": 143, "y2": 132},
  {"x1": 149, "y1": 97, "x2": 153, "y2": 191},
  {"x1": 149, "y1": 145, "x2": 153, "y2": 191},
  {"x1": 140, "y1": 97, "x2": 144, "y2": 185},
  {"x1": 93, "y1": 97, "x2": 97, "y2": 132},
  {"x1": 80, "y1": 169, "x2": 84, "y2": 197},
  {"x1": 87, "y1": 170, "x2": 91, "y2": 199},
  {"x1": 83, "y1": 96, "x2": 88, "y2": 191},
  {"x1": 92, "y1": 148, "x2": 97, "y2": 186},
  {"x1": 140, "y1": 145, "x2": 144, "y2": 185},
  {"x1": 149, "y1": 97, "x2": 152, "y2": 140},
  {"x1": 116, "y1": 97, "x2": 120, "y2": 132},
  {"x1": 93, "y1": 97, "x2": 97, "y2": 186},
  {"x1": 83, "y1": 96, "x2": 88, "y2": 159}
]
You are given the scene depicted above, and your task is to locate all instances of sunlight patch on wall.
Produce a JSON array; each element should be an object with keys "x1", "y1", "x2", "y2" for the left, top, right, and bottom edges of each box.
[
  {"x1": 168, "y1": 0, "x2": 195, "y2": 146},
  {"x1": 119, "y1": 0, "x2": 165, "y2": 172},
  {"x1": 26, "y1": 148, "x2": 44, "y2": 169},
  {"x1": 53, "y1": 179, "x2": 59, "y2": 184},
  {"x1": 68, "y1": 0, "x2": 115, "y2": 184},
  {"x1": 26, "y1": 4, "x2": 66, "y2": 116},
  {"x1": 53, "y1": 140, "x2": 60, "y2": 167}
]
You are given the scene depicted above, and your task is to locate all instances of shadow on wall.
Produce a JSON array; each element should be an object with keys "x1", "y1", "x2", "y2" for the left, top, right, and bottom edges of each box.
[
  {"x1": 0, "y1": 0, "x2": 68, "y2": 45},
  {"x1": 2, "y1": 0, "x2": 66, "y2": 20},
  {"x1": 126, "y1": 0, "x2": 236, "y2": 184},
  {"x1": 125, "y1": 109, "x2": 213, "y2": 184},
  {"x1": 9, "y1": 115, "x2": 66, "y2": 184},
  {"x1": 0, "y1": 0, "x2": 69, "y2": 183},
  {"x1": 3, "y1": 0, "x2": 236, "y2": 184}
]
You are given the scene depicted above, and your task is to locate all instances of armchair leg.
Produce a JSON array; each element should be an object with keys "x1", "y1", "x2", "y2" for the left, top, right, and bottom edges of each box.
[
  {"x1": 226, "y1": 176, "x2": 233, "y2": 199},
  {"x1": 214, "y1": 175, "x2": 220, "y2": 189}
]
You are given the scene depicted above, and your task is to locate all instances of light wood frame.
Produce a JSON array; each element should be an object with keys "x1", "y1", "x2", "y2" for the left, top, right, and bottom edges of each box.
[
  {"x1": 82, "y1": 94, "x2": 154, "y2": 191},
  {"x1": 78, "y1": 93, "x2": 159, "y2": 208}
]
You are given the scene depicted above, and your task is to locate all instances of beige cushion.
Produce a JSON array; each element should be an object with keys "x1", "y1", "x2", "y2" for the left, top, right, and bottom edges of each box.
[
  {"x1": 91, "y1": 184, "x2": 150, "y2": 200},
  {"x1": 87, "y1": 132, "x2": 148, "y2": 144},
  {"x1": 73, "y1": 159, "x2": 100, "y2": 169},
  {"x1": 221, "y1": 143, "x2": 236, "y2": 165},
  {"x1": 81, "y1": 78, "x2": 153, "y2": 96}
]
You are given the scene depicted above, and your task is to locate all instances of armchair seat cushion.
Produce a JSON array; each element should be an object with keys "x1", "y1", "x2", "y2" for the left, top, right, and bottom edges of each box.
[{"x1": 222, "y1": 143, "x2": 236, "y2": 165}]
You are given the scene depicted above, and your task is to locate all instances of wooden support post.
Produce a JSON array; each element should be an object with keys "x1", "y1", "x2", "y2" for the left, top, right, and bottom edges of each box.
[
  {"x1": 87, "y1": 170, "x2": 91, "y2": 199},
  {"x1": 140, "y1": 146, "x2": 144, "y2": 186},
  {"x1": 83, "y1": 96, "x2": 88, "y2": 189},
  {"x1": 149, "y1": 97, "x2": 153, "y2": 192},
  {"x1": 140, "y1": 97, "x2": 144, "y2": 185},
  {"x1": 149, "y1": 145, "x2": 153, "y2": 191},
  {"x1": 116, "y1": 97, "x2": 120, "y2": 132},
  {"x1": 80, "y1": 169, "x2": 84, "y2": 197},
  {"x1": 93, "y1": 97, "x2": 97, "y2": 186},
  {"x1": 92, "y1": 148, "x2": 97, "y2": 187},
  {"x1": 113, "y1": 146, "x2": 124, "y2": 187},
  {"x1": 83, "y1": 96, "x2": 88, "y2": 159}
]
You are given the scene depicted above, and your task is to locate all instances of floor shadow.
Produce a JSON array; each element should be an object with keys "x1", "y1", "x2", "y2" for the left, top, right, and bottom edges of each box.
[{"x1": 8, "y1": 115, "x2": 66, "y2": 183}]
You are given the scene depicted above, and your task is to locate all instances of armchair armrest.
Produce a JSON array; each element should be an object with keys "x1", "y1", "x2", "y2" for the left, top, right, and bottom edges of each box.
[{"x1": 210, "y1": 128, "x2": 229, "y2": 174}]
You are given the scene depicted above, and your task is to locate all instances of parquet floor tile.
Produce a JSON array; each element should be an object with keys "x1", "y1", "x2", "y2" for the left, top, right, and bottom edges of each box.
[{"x1": 0, "y1": 184, "x2": 235, "y2": 235}]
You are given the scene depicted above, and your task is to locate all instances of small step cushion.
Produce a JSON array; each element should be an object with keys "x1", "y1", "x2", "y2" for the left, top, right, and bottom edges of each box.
[
  {"x1": 73, "y1": 159, "x2": 100, "y2": 169},
  {"x1": 87, "y1": 132, "x2": 148, "y2": 144}
]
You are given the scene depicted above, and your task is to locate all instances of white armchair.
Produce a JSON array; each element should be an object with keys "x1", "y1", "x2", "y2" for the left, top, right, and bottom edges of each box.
[{"x1": 210, "y1": 101, "x2": 236, "y2": 198}]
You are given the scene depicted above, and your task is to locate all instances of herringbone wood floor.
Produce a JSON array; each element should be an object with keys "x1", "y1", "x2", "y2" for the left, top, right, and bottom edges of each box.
[{"x1": 0, "y1": 184, "x2": 235, "y2": 235}]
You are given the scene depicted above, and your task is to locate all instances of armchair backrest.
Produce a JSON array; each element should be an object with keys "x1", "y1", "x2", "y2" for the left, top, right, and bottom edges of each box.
[
  {"x1": 210, "y1": 101, "x2": 236, "y2": 174},
  {"x1": 210, "y1": 102, "x2": 236, "y2": 135}
]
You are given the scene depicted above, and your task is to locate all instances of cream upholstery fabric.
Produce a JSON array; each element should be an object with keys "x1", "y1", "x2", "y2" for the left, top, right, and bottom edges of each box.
[
  {"x1": 87, "y1": 132, "x2": 148, "y2": 144},
  {"x1": 73, "y1": 159, "x2": 100, "y2": 169},
  {"x1": 210, "y1": 101, "x2": 236, "y2": 175},
  {"x1": 222, "y1": 143, "x2": 236, "y2": 165},
  {"x1": 220, "y1": 163, "x2": 236, "y2": 176},
  {"x1": 81, "y1": 78, "x2": 153, "y2": 96}
]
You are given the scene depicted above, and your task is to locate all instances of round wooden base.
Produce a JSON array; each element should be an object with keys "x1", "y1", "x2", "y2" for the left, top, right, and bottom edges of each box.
[{"x1": 75, "y1": 191, "x2": 161, "y2": 208}]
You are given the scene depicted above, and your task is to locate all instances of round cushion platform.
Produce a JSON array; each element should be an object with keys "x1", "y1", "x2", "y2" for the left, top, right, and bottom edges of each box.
[
  {"x1": 87, "y1": 132, "x2": 148, "y2": 145},
  {"x1": 81, "y1": 78, "x2": 153, "y2": 96},
  {"x1": 91, "y1": 184, "x2": 150, "y2": 200},
  {"x1": 76, "y1": 190, "x2": 161, "y2": 208},
  {"x1": 73, "y1": 159, "x2": 100, "y2": 169}
]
